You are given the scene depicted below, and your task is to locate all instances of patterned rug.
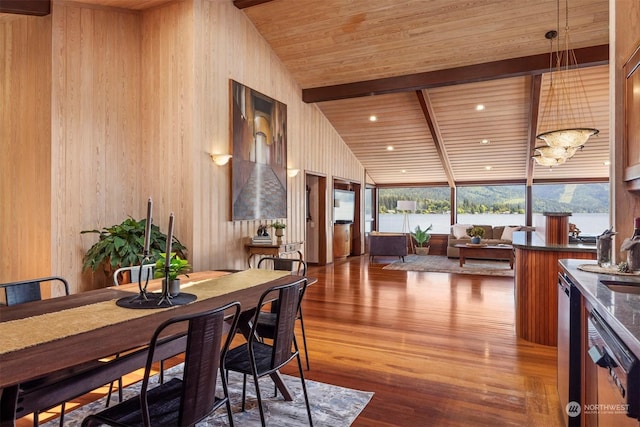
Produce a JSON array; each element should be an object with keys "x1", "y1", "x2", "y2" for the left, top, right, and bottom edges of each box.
[
  {"x1": 382, "y1": 255, "x2": 514, "y2": 277},
  {"x1": 44, "y1": 364, "x2": 373, "y2": 427}
]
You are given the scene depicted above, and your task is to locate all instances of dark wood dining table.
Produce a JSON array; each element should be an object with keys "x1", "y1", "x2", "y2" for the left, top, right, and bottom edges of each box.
[{"x1": 0, "y1": 269, "x2": 311, "y2": 427}]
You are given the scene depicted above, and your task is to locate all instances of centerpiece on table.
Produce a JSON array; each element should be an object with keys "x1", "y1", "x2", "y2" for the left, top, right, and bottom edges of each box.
[
  {"x1": 412, "y1": 224, "x2": 433, "y2": 255},
  {"x1": 467, "y1": 226, "x2": 485, "y2": 245},
  {"x1": 271, "y1": 221, "x2": 286, "y2": 245},
  {"x1": 154, "y1": 252, "x2": 191, "y2": 297}
]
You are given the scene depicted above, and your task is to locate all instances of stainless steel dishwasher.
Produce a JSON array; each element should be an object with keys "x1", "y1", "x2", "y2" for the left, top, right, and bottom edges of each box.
[
  {"x1": 587, "y1": 309, "x2": 640, "y2": 426},
  {"x1": 558, "y1": 271, "x2": 581, "y2": 426}
]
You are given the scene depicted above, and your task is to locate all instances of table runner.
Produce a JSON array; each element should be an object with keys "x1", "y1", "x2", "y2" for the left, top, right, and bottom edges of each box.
[{"x1": 0, "y1": 269, "x2": 289, "y2": 355}]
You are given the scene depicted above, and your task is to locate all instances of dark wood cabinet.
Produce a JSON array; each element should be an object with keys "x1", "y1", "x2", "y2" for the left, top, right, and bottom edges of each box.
[{"x1": 624, "y1": 44, "x2": 640, "y2": 192}]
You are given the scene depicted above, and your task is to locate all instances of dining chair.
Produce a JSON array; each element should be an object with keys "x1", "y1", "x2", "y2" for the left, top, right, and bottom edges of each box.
[
  {"x1": 112, "y1": 263, "x2": 155, "y2": 287},
  {"x1": 224, "y1": 278, "x2": 313, "y2": 427},
  {"x1": 256, "y1": 257, "x2": 310, "y2": 370},
  {"x1": 0, "y1": 276, "x2": 69, "y2": 306},
  {"x1": 82, "y1": 300, "x2": 241, "y2": 427},
  {"x1": 0, "y1": 276, "x2": 69, "y2": 427},
  {"x1": 107, "y1": 263, "x2": 156, "y2": 407}
]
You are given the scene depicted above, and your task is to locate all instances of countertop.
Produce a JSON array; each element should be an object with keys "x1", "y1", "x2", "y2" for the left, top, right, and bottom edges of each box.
[
  {"x1": 512, "y1": 231, "x2": 596, "y2": 253},
  {"x1": 559, "y1": 259, "x2": 640, "y2": 356}
]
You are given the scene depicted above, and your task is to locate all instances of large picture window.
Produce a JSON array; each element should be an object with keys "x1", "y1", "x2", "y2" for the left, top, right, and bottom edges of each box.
[
  {"x1": 456, "y1": 185, "x2": 526, "y2": 227},
  {"x1": 378, "y1": 187, "x2": 451, "y2": 234},
  {"x1": 532, "y1": 183, "x2": 609, "y2": 235}
]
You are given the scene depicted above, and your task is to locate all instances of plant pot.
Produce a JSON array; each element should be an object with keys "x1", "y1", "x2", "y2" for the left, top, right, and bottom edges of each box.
[
  {"x1": 471, "y1": 236, "x2": 481, "y2": 244},
  {"x1": 275, "y1": 229, "x2": 284, "y2": 245},
  {"x1": 163, "y1": 278, "x2": 181, "y2": 297},
  {"x1": 415, "y1": 246, "x2": 430, "y2": 255}
]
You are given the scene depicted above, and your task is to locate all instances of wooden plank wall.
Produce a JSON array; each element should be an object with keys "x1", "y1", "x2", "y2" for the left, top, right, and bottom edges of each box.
[
  {"x1": 1, "y1": 0, "x2": 365, "y2": 291},
  {"x1": 50, "y1": 3, "x2": 142, "y2": 290},
  {"x1": 0, "y1": 14, "x2": 52, "y2": 283}
]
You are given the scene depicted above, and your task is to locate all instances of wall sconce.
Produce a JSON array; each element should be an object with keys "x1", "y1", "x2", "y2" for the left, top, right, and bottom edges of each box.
[
  {"x1": 287, "y1": 168, "x2": 300, "y2": 178},
  {"x1": 210, "y1": 154, "x2": 232, "y2": 166}
]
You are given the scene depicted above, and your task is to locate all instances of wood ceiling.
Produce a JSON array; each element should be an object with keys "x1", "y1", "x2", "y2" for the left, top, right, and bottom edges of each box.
[
  {"x1": 5, "y1": 0, "x2": 610, "y2": 186},
  {"x1": 236, "y1": 0, "x2": 610, "y2": 186}
]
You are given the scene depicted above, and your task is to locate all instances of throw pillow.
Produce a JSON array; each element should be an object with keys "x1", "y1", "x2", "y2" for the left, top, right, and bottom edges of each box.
[
  {"x1": 452, "y1": 224, "x2": 472, "y2": 239},
  {"x1": 501, "y1": 226, "x2": 521, "y2": 242}
]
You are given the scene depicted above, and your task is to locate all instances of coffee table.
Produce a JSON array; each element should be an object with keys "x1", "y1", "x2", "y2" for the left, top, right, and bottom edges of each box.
[{"x1": 454, "y1": 243, "x2": 514, "y2": 269}]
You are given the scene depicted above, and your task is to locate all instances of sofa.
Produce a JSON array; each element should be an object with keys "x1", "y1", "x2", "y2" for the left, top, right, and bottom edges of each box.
[
  {"x1": 369, "y1": 232, "x2": 408, "y2": 262},
  {"x1": 447, "y1": 224, "x2": 525, "y2": 258}
]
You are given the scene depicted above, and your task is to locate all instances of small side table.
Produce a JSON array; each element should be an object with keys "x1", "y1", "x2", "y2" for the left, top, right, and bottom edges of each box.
[{"x1": 245, "y1": 241, "x2": 304, "y2": 268}]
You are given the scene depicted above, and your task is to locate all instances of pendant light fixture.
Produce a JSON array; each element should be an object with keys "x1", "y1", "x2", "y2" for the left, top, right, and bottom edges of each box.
[{"x1": 534, "y1": 0, "x2": 599, "y2": 166}]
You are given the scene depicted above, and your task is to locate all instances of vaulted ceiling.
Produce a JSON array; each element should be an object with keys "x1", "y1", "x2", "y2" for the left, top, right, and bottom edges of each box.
[
  {"x1": 236, "y1": 0, "x2": 610, "y2": 186},
  {"x1": 5, "y1": 0, "x2": 610, "y2": 186}
]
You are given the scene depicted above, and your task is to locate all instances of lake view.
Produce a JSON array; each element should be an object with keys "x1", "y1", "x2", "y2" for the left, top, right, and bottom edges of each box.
[{"x1": 379, "y1": 212, "x2": 610, "y2": 236}]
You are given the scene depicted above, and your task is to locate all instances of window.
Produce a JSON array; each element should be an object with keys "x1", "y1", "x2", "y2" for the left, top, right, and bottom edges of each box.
[
  {"x1": 378, "y1": 187, "x2": 451, "y2": 234},
  {"x1": 532, "y1": 183, "x2": 609, "y2": 235},
  {"x1": 456, "y1": 185, "x2": 526, "y2": 227}
]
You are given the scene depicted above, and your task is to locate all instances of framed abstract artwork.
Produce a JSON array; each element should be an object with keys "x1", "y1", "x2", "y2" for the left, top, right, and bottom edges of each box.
[{"x1": 230, "y1": 80, "x2": 287, "y2": 220}]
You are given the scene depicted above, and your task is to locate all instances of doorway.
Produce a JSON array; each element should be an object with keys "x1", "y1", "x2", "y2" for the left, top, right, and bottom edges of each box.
[{"x1": 305, "y1": 173, "x2": 327, "y2": 265}]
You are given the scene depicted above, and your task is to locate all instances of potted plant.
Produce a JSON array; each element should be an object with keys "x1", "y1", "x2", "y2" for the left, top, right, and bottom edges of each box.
[
  {"x1": 81, "y1": 216, "x2": 187, "y2": 282},
  {"x1": 467, "y1": 226, "x2": 485, "y2": 244},
  {"x1": 412, "y1": 224, "x2": 433, "y2": 255},
  {"x1": 154, "y1": 252, "x2": 191, "y2": 296},
  {"x1": 271, "y1": 221, "x2": 286, "y2": 244}
]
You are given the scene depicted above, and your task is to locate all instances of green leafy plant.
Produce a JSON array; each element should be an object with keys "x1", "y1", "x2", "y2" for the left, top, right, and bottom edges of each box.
[
  {"x1": 467, "y1": 226, "x2": 485, "y2": 238},
  {"x1": 81, "y1": 217, "x2": 187, "y2": 277},
  {"x1": 270, "y1": 221, "x2": 286, "y2": 230},
  {"x1": 411, "y1": 224, "x2": 433, "y2": 247},
  {"x1": 154, "y1": 253, "x2": 191, "y2": 281}
]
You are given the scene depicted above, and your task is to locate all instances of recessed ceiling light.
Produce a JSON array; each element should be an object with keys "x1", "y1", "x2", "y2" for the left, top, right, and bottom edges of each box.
[
  {"x1": 401, "y1": 169, "x2": 407, "y2": 173},
  {"x1": 386, "y1": 146, "x2": 394, "y2": 151},
  {"x1": 485, "y1": 166, "x2": 493, "y2": 171},
  {"x1": 603, "y1": 160, "x2": 611, "y2": 166},
  {"x1": 481, "y1": 139, "x2": 490, "y2": 144},
  {"x1": 369, "y1": 115, "x2": 377, "y2": 122},
  {"x1": 476, "y1": 104, "x2": 485, "y2": 111}
]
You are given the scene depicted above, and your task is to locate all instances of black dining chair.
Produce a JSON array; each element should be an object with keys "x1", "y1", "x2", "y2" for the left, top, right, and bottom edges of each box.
[
  {"x1": 1, "y1": 276, "x2": 70, "y2": 427},
  {"x1": 1, "y1": 276, "x2": 69, "y2": 306},
  {"x1": 224, "y1": 278, "x2": 313, "y2": 427},
  {"x1": 256, "y1": 257, "x2": 310, "y2": 370},
  {"x1": 106, "y1": 263, "x2": 156, "y2": 408},
  {"x1": 81, "y1": 300, "x2": 241, "y2": 427}
]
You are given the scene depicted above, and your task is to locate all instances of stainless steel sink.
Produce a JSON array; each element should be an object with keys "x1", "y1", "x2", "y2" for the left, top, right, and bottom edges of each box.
[{"x1": 600, "y1": 280, "x2": 640, "y2": 294}]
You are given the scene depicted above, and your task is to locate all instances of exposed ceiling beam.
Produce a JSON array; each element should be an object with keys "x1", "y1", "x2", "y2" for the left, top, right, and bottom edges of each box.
[
  {"x1": 416, "y1": 89, "x2": 455, "y2": 188},
  {"x1": 233, "y1": 0, "x2": 274, "y2": 9},
  {"x1": 526, "y1": 75, "x2": 543, "y2": 187},
  {"x1": 0, "y1": 0, "x2": 50, "y2": 15},
  {"x1": 303, "y1": 44, "x2": 609, "y2": 103}
]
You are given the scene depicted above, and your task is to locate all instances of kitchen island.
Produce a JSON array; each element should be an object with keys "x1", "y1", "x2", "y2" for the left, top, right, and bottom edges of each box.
[{"x1": 512, "y1": 231, "x2": 596, "y2": 346}]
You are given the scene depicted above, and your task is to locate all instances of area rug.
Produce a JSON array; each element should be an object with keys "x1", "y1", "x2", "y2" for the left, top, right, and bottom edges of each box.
[
  {"x1": 382, "y1": 254, "x2": 514, "y2": 277},
  {"x1": 44, "y1": 364, "x2": 373, "y2": 427}
]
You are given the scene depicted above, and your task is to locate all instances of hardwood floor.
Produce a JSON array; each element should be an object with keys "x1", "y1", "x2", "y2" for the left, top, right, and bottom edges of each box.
[{"x1": 21, "y1": 255, "x2": 564, "y2": 426}]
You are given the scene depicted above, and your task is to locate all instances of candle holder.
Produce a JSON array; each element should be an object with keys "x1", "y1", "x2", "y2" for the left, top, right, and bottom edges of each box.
[
  {"x1": 156, "y1": 254, "x2": 174, "y2": 306},
  {"x1": 125, "y1": 251, "x2": 154, "y2": 303}
]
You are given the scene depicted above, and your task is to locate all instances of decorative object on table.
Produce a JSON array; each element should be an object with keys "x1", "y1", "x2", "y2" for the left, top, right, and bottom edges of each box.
[
  {"x1": 271, "y1": 221, "x2": 286, "y2": 245},
  {"x1": 411, "y1": 224, "x2": 433, "y2": 255},
  {"x1": 153, "y1": 252, "x2": 191, "y2": 297},
  {"x1": 596, "y1": 227, "x2": 615, "y2": 268},
  {"x1": 621, "y1": 217, "x2": 640, "y2": 272},
  {"x1": 252, "y1": 224, "x2": 273, "y2": 245},
  {"x1": 577, "y1": 263, "x2": 640, "y2": 276},
  {"x1": 231, "y1": 80, "x2": 287, "y2": 221},
  {"x1": 467, "y1": 226, "x2": 485, "y2": 245},
  {"x1": 81, "y1": 213, "x2": 187, "y2": 283},
  {"x1": 569, "y1": 222, "x2": 581, "y2": 238}
]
